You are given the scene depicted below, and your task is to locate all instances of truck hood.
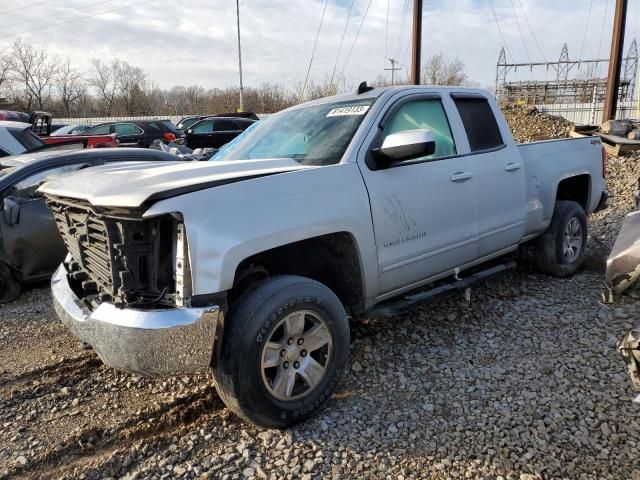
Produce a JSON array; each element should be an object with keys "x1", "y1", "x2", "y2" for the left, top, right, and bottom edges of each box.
[{"x1": 39, "y1": 158, "x2": 309, "y2": 207}]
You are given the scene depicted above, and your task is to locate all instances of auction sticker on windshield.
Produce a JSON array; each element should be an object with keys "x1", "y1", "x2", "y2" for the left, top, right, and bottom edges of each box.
[{"x1": 326, "y1": 105, "x2": 370, "y2": 117}]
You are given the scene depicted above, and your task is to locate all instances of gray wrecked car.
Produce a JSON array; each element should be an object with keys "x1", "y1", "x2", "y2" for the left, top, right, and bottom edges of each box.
[
  {"x1": 607, "y1": 182, "x2": 640, "y2": 392},
  {"x1": 0, "y1": 148, "x2": 180, "y2": 302}
]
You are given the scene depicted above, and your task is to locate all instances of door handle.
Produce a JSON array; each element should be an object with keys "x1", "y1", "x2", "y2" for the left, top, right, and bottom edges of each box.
[
  {"x1": 504, "y1": 162, "x2": 522, "y2": 172},
  {"x1": 450, "y1": 172, "x2": 473, "y2": 182}
]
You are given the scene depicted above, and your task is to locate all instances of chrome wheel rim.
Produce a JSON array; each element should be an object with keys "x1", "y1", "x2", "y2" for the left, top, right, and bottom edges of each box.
[
  {"x1": 260, "y1": 309, "x2": 333, "y2": 401},
  {"x1": 563, "y1": 217, "x2": 583, "y2": 263}
]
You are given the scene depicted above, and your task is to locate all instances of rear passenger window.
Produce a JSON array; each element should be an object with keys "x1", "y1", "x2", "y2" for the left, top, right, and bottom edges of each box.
[
  {"x1": 216, "y1": 120, "x2": 237, "y2": 131},
  {"x1": 453, "y1": 97, "x2": 504, "y2": 152}
]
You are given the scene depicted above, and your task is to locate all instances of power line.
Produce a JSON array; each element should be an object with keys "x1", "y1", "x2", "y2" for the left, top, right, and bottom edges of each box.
[
  {"x1": 578, "y1": 0, "x2": 595, "y2": 62},
  {"x1": 515, "y1": 0, "x2": 547, "y2": 61},
  {"x1": 0, "y1": 0, "x2": 156, "y2": 39},
  {"x1": 509, "y1": 0, "x2": 531, "y2": 62},
  {"x1": 0, "y1": 0, "x2": 119, "y2": 29},
  {"x1": 597, "y1": 0, "x2": 610, "y2": 59},
  {"x1": 338, "y1": 0, "x2": 374, "y2": 84},
  {"x1": 0, "y1": 0, "x2": 51, "y2": 16},
  {"x1": 300, "y1": 0, "x2": 329, "y2": 100},
  {"x1": 384, "y1": 0, "x2": 390, "y2": 68},
  {"x1": 329, "y1": 0, "x2": 356, "y2": 91},
  {"x1": 395, "y1": 0, "x2": 410, "y2": 61},
  {"x1": 489, "y1": 0, "x2": 514, "y2": 61}
]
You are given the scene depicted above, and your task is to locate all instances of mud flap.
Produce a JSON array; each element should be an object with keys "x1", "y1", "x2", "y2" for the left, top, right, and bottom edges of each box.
[{"x1": 619, "y1": 328, "x2": 640, "y2": 391}]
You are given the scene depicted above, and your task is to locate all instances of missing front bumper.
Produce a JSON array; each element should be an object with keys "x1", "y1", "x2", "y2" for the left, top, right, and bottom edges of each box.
[
  {"x1": 51, "y1": 265, "x2": 220, "y2": 377},
  {"x1": 619, "y1": 328, "x2": 640, "y2": 391}
]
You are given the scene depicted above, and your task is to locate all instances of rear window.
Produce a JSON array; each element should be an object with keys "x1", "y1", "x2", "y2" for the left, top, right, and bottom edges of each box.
[
  {"x1": 9, "y1": 128, "x2": 45, "y2": 152},
  {"x1": 453, "y1": 97, "x2": 504, "y2": 152}
]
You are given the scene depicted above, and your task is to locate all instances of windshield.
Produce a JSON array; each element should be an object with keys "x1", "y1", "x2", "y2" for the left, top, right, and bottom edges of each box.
[{"x1": 212, "y1": 98, "x2": 374, "y2": 166}]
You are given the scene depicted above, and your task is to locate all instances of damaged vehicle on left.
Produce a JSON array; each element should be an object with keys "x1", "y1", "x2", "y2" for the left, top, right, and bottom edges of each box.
[{"x1": 0, "y1": 147, "x2": 180, "y2": 302}]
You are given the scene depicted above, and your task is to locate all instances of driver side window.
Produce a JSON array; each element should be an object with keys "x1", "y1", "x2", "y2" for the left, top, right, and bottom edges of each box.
[
  {"x1": 13, "y1": 164, "x2": 88, "y2": 201},
  {"x1": 383, "y1": 99, "x2": 456, "y2": 161}
]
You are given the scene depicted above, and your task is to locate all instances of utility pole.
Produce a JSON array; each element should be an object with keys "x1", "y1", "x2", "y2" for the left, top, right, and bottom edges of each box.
[
  {"x1": 385, "y1": 58, "x2": 401, "y2": 85},
  {"x1": 236, "y1": 0, "x2": 244, "y2": 112},
  {"x1": 410, "y1": 0, "x2": 423, "y2": 85},
  {"x1": 603, "y1": 0, "x2": 628, "y2": 122}
]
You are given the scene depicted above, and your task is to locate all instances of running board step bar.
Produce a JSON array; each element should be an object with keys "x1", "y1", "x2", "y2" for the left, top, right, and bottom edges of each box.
[{"x1": 367, "y1": 260, "x2": 516, "y2": 318}]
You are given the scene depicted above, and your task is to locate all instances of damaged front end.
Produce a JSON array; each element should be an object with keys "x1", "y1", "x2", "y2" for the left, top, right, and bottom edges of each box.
[
  {"x1": 44, "y1": 194, "x2": 221, "y2": 377},
  {"x1": 618, "y1": 328, "x2": 640, "y2": 391},
  {"x1": 46, "y1": 195, "x2": 190, "y2": 309},
  {"x1": 605, "y1": 209, "x2": 640, "y2": 298}
]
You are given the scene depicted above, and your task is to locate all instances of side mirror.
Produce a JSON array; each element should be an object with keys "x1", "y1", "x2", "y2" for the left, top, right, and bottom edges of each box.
[
  {"x1": 371, "y1": 129, "x2": 436, "y2": 168},
  {"x1": 3, "y1": 196, "x2": 20, "y2": 227}
]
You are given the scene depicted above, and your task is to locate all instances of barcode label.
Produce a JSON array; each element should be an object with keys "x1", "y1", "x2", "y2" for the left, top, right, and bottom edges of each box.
[{"x1": 326, "y1": 105, "x2": 370, "y2": 117}]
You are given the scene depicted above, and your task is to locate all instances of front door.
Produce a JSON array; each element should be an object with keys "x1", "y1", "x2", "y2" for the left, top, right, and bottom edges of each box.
[
  {"x1": 359, "y1": 96, "x2": 478, "y2": 295},
  {"x1": 187, "y1": 119, "x2": 215, "y2": 149}
]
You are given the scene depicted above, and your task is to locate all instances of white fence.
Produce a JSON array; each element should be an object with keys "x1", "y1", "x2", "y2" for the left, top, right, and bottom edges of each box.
[
  {"x1": 57, "y1": 115, "x2": 185, "y2": 126},
  {"x1": 535, "y1": 101, "x2": 639, "y2": 125}
]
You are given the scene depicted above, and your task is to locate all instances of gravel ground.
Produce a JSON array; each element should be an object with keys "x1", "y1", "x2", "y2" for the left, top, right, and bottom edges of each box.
[{"x1": 1, "y1": 129, "x2": 640, "y2": 479}]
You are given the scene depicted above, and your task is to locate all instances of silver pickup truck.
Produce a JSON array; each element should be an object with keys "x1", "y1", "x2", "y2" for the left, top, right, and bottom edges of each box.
[{"x1": 41, "y1": 85, "x2": 608, "y2": 427}]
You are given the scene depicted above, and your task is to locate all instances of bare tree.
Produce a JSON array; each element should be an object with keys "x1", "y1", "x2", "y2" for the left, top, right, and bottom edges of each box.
[
  {"x1": 89, "y1": 58, "x2": 119, "y2": 116},
  {"x1": 422, "y1": 54, "x2": 468, "y2": 86},
  {"x1": 55, "y1": 58, "x2": 86, "y2": 117},
  {"x1": 10, "y1": 39, "x2": 59, "y2": 110},
  {"x1": 0, "y1": 49, "x2": 13, "y2": 104},
  {"x1": 115, "y1": 61, "x2": 147, "y2": 114}
]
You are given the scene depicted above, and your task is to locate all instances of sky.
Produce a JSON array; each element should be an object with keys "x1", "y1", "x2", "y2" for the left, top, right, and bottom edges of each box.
[{"x1": 0, "y1": 0, "x2": 638, "y2": 92}]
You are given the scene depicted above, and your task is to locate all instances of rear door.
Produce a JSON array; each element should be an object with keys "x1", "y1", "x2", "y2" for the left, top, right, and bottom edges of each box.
[
  {"x1": 114, "y1": 123, "x2": 143, "y2": 147},
  {"x1": 358, "y1": 94, "x2": 479, "y2": 295},
  {"x1": 213, "y1": 119, "x2": 242, "y2": 147},
  {"x1": 451, "y1": 95, "x2": 526, "y2": 257},
  {"x1": 187, "y1": 119, "x2": 214, "y2": 149}
]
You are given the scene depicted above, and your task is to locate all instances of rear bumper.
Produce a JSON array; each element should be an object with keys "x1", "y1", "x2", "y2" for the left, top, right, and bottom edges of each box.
[{"x1": 51, "y1": 265, "x2": 220, "y2": 377}]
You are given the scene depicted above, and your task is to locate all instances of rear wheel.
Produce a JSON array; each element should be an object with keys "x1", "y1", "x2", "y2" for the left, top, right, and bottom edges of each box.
[
  {"x1": 534, "y1": 200, "x2": 587, "y2": 277},
  {"x1": 214, "y1": 275, "x2": 350, "y2": 428}
]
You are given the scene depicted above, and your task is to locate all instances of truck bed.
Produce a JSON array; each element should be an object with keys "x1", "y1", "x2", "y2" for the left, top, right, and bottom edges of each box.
[{"x1": 517, "y1": 136, "x2": 606, "y2": 239}]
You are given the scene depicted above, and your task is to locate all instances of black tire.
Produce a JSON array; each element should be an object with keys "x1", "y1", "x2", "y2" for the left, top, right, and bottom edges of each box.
[
  {"x1": 214, "y1": 275, "x2": 350, "y2": 428},
  {"x1": 0, "y1": 262, "x2": 20, "y2": 303},
  {"x1": 534, "y1": 200, "x2": 587, "y2": 277}
]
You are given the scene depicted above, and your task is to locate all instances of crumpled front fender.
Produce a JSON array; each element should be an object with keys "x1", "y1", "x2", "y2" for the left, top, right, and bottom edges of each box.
[{"x1": 618, "y1": 328, "x2": 640, "y2": 391}]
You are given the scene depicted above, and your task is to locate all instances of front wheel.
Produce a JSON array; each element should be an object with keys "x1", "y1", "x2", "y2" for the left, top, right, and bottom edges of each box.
[
  {"x1": 214, "y1": 275, "x2": 350, "y2": 428},
  {"x1": 534, "y1": 200, "x2": 587, "y2": 277}
]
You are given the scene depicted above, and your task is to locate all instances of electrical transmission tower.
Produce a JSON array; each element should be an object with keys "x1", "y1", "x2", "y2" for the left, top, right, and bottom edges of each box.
[{"x1": 556, "y1": 43, "x2": 571, "y2": 81}]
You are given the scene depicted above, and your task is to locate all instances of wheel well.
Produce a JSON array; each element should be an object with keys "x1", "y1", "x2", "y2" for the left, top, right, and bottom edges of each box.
[
  {"x1": 556, "y1": 174, "x2": 590, "y2": 210},
  {"x1": 230, "y1": 233, "x2": 365, "y2": 316}
]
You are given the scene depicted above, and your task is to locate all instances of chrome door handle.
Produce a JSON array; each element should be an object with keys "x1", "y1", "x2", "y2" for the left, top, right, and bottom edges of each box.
[
  {"x1": 505, "y1": 162, "x2": 522, "y2": 172},
  {"x1": 450, "y1": 172, "x2": 473, "y2": 182}
]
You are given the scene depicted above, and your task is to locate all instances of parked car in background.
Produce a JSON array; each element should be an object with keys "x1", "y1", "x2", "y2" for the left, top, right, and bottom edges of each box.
[
  {"x1": 185, "y1": 117, "x2": 255, "y2": 149},
  {"x1": 0, "y1": 121, "x2": 117, "y2": 156},
  {"x1": 176, "y1": 112, "x2": 259, "y2": 130},
  {"x1": 0, "y1": 148, "x2": 181, "y2": 302},
  {"x1": 83, "y1": 120, "x2": 183, "y2": 147},
  {"x1": 43, "y1": 85, "x2": 607, "y2": 427},
  {"x1": 51, "y1": 124, "x2": 93, "y2": 136}
]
